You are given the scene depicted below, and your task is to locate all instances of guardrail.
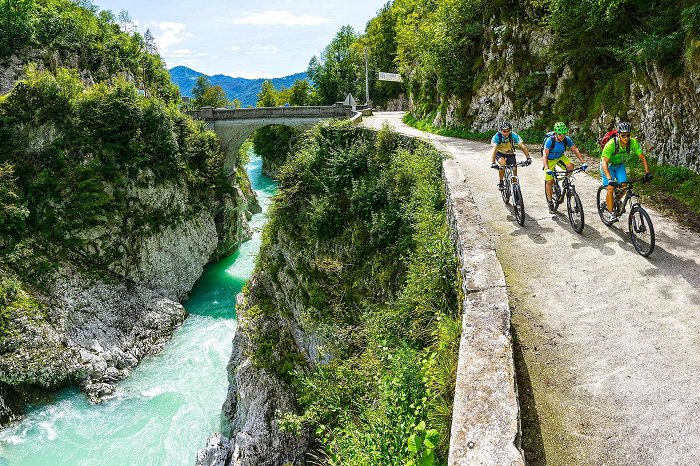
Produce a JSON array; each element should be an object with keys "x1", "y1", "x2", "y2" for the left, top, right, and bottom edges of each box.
[{"x1": 187, "y1": 104, "x2": 349, "y2": 121}]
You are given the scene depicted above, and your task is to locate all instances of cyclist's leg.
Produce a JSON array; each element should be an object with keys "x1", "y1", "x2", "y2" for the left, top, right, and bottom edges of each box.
[
  {"x1": 504, "y1": 153, "x2": 517, "y2": 182},
  {"x1": 561, "y1": 155, "x2": 574, "y2": 172},
  {"x1": 601, "y1": 162, "x2": 616, "y2": 212},
  {"x1": 496, "y1": 152, "x2": 507, "y2": 182},
  {"x1": 545, "y1": 157, "x2": 559, "y2": 201}
]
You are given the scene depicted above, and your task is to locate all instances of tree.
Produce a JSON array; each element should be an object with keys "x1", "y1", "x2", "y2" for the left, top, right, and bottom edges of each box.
[
  {"x1": 307, "y1": 25, "x2": 362, "y2": 105},
  {"x1": 192, "y1": 75, "x2": 211, "y2": 102},
  {"x1": 143, "y1": 28, "x2": 157, "y2": 55},
  {"x1": 197, "y1": 85, "x2": 229, "y2": 108},
  {"x1": 232, "y1": 98, "x2": 242, "y2": 109},
  {"x1": 257, "y1": 80, "x2": 278, "y2": 107},
  {"x1": 289, "y1": 79, "x2": 311, "y2": 106}
]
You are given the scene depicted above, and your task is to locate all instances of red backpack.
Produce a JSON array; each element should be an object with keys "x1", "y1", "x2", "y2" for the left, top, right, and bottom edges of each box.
[{"x1": 598, "y1": 130, "x2": 630, "y2": 155}]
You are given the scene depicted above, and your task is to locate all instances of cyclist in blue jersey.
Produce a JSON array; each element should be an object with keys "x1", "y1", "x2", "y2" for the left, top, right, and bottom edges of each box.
[
  {"x1": 490, "y1": 121, "x2": 531, "y2": 190},
  {"x1": 542, "y1": 122, "x2": 587, "y2": 213}
]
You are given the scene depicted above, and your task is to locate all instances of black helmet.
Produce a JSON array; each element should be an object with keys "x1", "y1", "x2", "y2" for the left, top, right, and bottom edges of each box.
[
  {"x1": 617, "y1": 121, "x2": 632, "y2": 132},
  {"x1": 500, "y1": 120, "x2": 513, "y2": 130}
]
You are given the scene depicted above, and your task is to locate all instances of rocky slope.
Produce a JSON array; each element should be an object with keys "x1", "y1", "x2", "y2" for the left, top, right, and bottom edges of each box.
[{"x1": 0, "y1": 176, "x2": 259, "y2": 426}]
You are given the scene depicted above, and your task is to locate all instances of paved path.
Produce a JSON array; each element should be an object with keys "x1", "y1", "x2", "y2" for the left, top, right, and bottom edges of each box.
[{"x1": 365, "y1": 112, "x2": 700, "y2": 465}]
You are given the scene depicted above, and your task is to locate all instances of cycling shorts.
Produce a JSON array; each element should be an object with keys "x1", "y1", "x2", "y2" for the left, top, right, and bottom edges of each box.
[
  {"x1": 496, "y1": 152, "x2": 516, "y2": 166},
  {"x1": 544, "y1": 155, "x2": 572, "y2": 181},
  {"x1": 600, "y1": 162, "x2": 627, "y2": 186}
]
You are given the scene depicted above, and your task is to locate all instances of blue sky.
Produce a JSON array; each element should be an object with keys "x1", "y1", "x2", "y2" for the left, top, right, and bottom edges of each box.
[{"x1": 91, "y1": 0, "x2": 390, "y2": 78}]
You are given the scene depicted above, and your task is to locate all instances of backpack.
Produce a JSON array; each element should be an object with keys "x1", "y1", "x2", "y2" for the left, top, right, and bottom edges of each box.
[
  {"x1": 496, "y1": 132, "x2": 516, "y2": 152},
  {"x1": 598, "y1": 130, "x2": 631, "y2": 156},
  {"x1": 540, "y1": 131, "x2": 570, "y2": 157}
]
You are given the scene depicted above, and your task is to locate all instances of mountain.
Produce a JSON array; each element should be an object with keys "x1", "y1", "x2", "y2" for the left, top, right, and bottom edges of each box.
[{"x1": 169, "y1": 66, "x2": 308, "y2": 107}]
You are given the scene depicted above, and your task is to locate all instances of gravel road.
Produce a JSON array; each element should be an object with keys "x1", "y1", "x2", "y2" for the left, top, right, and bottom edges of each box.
[{"x1": 365, "y1": 112, "x2": 700, "y2": 465}]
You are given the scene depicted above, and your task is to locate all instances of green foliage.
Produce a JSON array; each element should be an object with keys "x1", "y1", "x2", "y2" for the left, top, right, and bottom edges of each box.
[
  {"x1": 307, "y1": 25, "x2": 363, "y2": 105},
  {"x1": 252, "y1": 125, "x2": 298, "y2": 176},
  {"x1": 257, "y1": 80, "x2": 278, "y2": 107},
  {"x1": 191, "y1": 75, "x2": 229, "y2": 107},
  {"x1": 0, "y1": 67, "x2": 231, "y2": 272},
  {"x1": 0, "y1": 0, "x2": 178, "y2": 102},
  {"x1": 289, "y1": 79, "x2": 311, "y2": 106},
  {"x1": 257, "y1": 123, "x2": 459, "y2": 464}
]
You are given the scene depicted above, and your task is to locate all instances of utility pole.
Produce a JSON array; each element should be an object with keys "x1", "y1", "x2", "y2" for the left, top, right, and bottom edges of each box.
[{"x1": 364, "y1": 46, "x2": 370, "y2": 105}]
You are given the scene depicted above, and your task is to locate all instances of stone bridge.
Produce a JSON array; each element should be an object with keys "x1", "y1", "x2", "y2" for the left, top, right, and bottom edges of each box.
[{"x1": 187, "y1": 104, "x2": 350, "y2": 176}]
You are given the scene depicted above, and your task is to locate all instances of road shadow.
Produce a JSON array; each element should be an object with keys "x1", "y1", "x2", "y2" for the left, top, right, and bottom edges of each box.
[
  {"x1": 506, "y1": 212, "x2": 555, "y2": 245},
  {"x1": 511, "y1": 324, "x2": 546, "y2": 465}
]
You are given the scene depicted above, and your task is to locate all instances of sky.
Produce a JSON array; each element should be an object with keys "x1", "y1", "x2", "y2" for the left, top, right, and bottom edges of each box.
[{"x1": 91, "y1": 0, "x2": 391, "y2": 79}]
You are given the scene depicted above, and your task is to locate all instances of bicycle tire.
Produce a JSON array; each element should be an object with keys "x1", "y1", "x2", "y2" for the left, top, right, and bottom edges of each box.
[
  {"x1": 567, "y1": 189, "x2": 585, "y2": 233},
  {"x1": 596, "y1": 186, "x2": 615, "y2": 226},
  {"x1": 501, "y1": 180, "x2": 511, "y2": 204},
  {"x1": 513, "y1": 184, "x2": 525, "y2": 226},
  {"x1": 629, "y1": 204, "x2": 655, "y2": 257}
]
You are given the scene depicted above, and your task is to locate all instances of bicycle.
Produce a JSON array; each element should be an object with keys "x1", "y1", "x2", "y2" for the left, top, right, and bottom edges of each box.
[
  {"x1": 493, "y1": 160, "x2": 530, "y2": 226},
  {"x1": 596, "y1": 178, "x2": 655, "y2": 256},
  {"x1": 546, "y1": 164, "x2": 586, "y2": 233}
]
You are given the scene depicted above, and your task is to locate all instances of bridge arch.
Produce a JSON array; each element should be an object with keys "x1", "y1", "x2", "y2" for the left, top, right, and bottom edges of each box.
[{"x1": 188, "y1": 105, "x2": 350, "y2": 178}]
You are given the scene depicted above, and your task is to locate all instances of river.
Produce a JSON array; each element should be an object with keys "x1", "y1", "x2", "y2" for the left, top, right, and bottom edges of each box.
[{"x1": 0, "y1": 153, "x2": 277, "y2": 465}]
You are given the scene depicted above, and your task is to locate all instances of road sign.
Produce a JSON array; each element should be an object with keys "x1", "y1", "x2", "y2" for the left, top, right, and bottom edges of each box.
[{"x1": 378, "y1": 72, "x2": 403, "y2": 83}]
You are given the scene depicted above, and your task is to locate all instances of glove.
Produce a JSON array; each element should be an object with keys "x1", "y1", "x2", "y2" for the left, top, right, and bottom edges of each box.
[
  {"x1": 525, "y1": 158, "x2": 532, "y2": 166},
  {"x1": 581, "y1": 163, "x2": 588, "y2": 171},
  {"x1": 643, "y1": 172, "x2": 653, "y2": 182},
  {"x1": 491, "y1": 163, "x2": 498, "y2": 169},
  {"x1": 546, "y1": 170, "x2": 554, "y2": 176}
]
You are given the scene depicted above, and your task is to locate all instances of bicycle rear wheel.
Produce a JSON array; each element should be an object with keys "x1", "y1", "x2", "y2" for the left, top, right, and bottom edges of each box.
[
  {"x1": 629, "y1": 204, "x2": 655, "y2": 256},
  {"x1": 567, "y1": 189, "x2": 585, "y2": 233},
  {"x1": 596, "y1": 186, "x2": 615, "y2": 226},
  {"x1": 513, "y1": 184, "x2": 525, "y2": 226}
]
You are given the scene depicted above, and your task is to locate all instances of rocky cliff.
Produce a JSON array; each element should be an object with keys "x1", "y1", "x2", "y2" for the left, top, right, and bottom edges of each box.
[{"x1": 419, "y1": 20, "x2": 700, "y2": 172}]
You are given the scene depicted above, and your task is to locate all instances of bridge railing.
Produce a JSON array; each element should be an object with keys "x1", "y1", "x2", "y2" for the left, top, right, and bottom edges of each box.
[{"x1": 187, "y1": 104, "x2": 348, "y2": 121}]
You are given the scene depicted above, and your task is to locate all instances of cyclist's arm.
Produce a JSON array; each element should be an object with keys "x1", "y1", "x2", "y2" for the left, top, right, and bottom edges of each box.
[
  {"x1": 639, "y1": 152, "x2": 651, "y2": 174},
  {"x1": 570, "y1": 145, "x2": 585, "y2": 164},
  {"x1": 518, "y1": 141, "x2": 531, "y2": 158},
  {"x1": 542, "y1": 148, "x2": 550, "y2": 170},
  {"x1": 490, "y1": 144, "x2": 498, "y2": 164},
  {"x1": 601, "y1": 156, "x2": 613, "y2": 180}
]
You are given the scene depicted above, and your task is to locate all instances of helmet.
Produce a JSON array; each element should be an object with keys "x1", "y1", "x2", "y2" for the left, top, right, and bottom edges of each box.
[
  {"x1": 553, "y1": 122, "x2": 568, "y2": 135},
  {"x1": 617, "y1": 121, "x2": 632, "y2": 132},
  {"x1": 500, "y1": 120, "x2": 513, "y2": 130}
]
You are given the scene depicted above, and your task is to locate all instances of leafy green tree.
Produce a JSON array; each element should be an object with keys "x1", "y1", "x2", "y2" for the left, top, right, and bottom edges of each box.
[
  {"x1": 257, "y1": 80, "x2": 278, "y2": 107},
  {"x1": 289, "y1": 79, "x2": 311, "y2": 106},
  {"x1": 307, "y1": 25, "x2": 362, "y2": 104},
  {"x1": 232, "y1": 98, "x2": 242, "y2": 109},
  {"x1": 192, "y1": 75, "x2": 211, "y2": 102},
  {"x1": 197, "y1": 85, "x2": 229, "y2": 108}
]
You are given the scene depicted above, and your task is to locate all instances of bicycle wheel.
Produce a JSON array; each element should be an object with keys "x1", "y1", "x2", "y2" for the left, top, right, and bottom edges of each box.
[
  {"x1": 513, "y1": 184, "x2": 525, "y2": 226},
  {"x1": 629, "y1": 204, "x2": 655, "y2": 257},
  {"x1": 553, "y1": 182, "x2": 562, "y2": 211},
  {"x1": 501, "y1": 180, "x2": 511, "y2": 204},
  {"x1": 596, "y1": 186, "x2": 615, "y2": 226},
  {"x1": 566, "y1": 189, "x2": 585, "y2": 233}
]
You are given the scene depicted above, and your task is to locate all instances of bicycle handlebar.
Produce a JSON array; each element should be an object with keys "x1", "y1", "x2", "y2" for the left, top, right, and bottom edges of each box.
[
  {"x1": 548, "y1": 166, "x2": 586, "y2": 177},
  {"x1": 492, "y1": 161, "x2": 530, "y2": 170}
]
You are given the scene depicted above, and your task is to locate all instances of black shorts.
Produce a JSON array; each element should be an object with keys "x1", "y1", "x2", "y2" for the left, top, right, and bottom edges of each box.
[{"x1": 496, "y1": 152, "x2": 516, "y2": 165}]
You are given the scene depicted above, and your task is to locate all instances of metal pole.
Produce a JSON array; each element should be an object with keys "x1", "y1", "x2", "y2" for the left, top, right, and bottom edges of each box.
[{"x1": 365, "y1": 46, "x2": 369, "y2": 105}]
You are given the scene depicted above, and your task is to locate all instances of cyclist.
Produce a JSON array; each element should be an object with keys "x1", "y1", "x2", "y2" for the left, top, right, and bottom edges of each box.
[
  {"x1": 542, "y1": 122, "x2": 588, "y2": 214},
  {"x1": 490, "y1": 121, "x2": 531, "y2": 190},
  {"x1": 601, "y1": 121, "x2": 652, "y2": 221}
]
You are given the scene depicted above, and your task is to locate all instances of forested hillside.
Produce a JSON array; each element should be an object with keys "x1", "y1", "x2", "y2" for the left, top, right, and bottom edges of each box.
[
  {"x1": 310, "y1": 0, "x2": 700, "y2": 171},
  {"x1": 0, "y1": 0, "x2": 253, "y2": 423}
]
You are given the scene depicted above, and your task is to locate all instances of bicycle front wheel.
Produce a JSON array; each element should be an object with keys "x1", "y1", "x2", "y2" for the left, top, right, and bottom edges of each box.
[
  {"x1": 513, "y1": 184, "x2": 525, "y2": 226},
  {"x1": 629, "y1": 204, "x2": 655, "y2": 257},
  {"x1": 596, "y1": 186, "x2": 615, "y2": 226},
  {"x1": 567, "y1": 189, "x2": 585, "y2": 233},
  {"x1": 502, "y1": 181, "x2": 511, "y2": 204}
]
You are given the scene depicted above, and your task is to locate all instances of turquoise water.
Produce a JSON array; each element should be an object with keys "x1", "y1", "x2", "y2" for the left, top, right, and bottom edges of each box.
[{"x1": 0, "y1": 154, "x2": 277, "y2": 465}]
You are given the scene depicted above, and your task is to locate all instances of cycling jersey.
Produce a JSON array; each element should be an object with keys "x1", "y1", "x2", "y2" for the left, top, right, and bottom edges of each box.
[
  {"x1": 544, "y1": 136, "x2": 574, "y2": 160},
  {"x1": 491, "y1": 131, "x2": 522, "y2": 155},
  {"x1": 602, "y1": 137, "x2": 642, "y2": 165}
]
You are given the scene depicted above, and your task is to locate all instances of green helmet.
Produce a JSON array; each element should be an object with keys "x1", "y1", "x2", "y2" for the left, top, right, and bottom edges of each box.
[{"x1": 553, "y1": 122, "x2": 568, "y2": 135}]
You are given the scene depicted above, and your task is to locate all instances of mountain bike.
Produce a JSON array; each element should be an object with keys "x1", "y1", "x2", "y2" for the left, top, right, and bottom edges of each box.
[
  {"x1": 493, "y1": 160, "x2": 530, "y2": 226},
  {"x1": 596, "y1": 178, "x2": 655, "y2": 257},
  {"x1": 546, "y1": 165, "x2": 586, "y2": 233}
]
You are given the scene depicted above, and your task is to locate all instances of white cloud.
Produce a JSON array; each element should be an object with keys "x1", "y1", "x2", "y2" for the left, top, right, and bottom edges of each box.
[
  {"x1": 168, "y1": 49, "x2": 208, "y2": 59},
  {"x1": 229, "y1": 45, "x2": 280, "y2": 55},
  {"x1": 232, "y1": 10, "x2": 330, "y2": 26},
  {"x1": 150, "y1": 22, "x2": 192, "y2": 52}
]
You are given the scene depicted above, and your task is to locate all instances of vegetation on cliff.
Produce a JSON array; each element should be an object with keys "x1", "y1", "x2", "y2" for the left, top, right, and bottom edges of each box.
[{"x1": 248, "y1": 123, "x2": 460, "y2": 465}]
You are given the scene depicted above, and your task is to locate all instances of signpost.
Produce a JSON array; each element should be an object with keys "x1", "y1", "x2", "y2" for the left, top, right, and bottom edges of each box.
[{"x1": 377, "y1": 72, "x2": 403, "y2": 83}]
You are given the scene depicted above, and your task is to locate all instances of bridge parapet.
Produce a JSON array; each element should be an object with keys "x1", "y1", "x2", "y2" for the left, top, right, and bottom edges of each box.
[{"x1": 187, "y1": 104, "x2": 348, "y2": 121}]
